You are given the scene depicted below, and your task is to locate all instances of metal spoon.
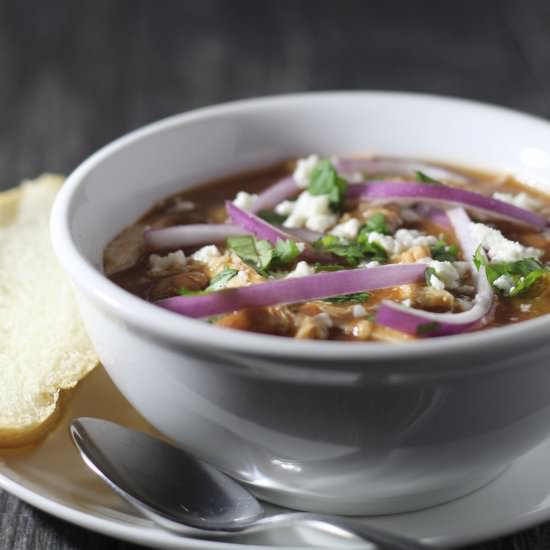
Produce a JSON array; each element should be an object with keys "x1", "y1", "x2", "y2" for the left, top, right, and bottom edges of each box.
[{"x1": 70, "y1": 417, "x2": 430, "y2": 549}]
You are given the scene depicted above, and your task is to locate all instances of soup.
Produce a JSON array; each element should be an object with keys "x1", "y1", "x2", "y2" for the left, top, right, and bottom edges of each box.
[{"x1": 104, "y1": 156, "x2": 550, "y2": 342}]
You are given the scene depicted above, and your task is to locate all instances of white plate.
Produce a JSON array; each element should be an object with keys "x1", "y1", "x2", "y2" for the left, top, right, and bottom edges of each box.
[{"x1": 1, "y1": 366, "x2": 550, "y2": 549}]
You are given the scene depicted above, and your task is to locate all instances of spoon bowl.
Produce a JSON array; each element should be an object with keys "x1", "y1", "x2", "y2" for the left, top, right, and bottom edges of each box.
[{"x1": 70, "y1": 417, "x2": 431, "y2": 549}]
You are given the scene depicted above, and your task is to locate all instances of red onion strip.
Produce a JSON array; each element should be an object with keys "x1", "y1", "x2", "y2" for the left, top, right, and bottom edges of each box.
[
  {"x1": 334, "y1": 157, "x2": 471, "y2": 184},
  {"x1": 226, "y1": 201, "x2": 328, "y2": 262},
  {"x1": 144, "y1": 224, "x2": 249, "y2": 251},
  {"x1": 376, "y1": 207, "x2": 494, "y2": 337},
  {"x1": 250, "y1": 176, "x2": 298, "y2": 213},
  {"x1": 349, "y1": 181, "x2": 546, "y2": 229},
  {"x1": 157, "y1": 264, "x2": 427, "y2": 318}
]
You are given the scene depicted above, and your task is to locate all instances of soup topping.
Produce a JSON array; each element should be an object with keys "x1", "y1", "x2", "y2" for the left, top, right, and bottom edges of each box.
[{"x1": 105, "y1": 156, "x2": 550, "y2": 342}]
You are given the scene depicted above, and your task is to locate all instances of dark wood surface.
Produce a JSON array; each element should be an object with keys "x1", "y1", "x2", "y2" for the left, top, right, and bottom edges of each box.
[{"x1": 1, "y1": 0, "x2": 550, "y2": 548}]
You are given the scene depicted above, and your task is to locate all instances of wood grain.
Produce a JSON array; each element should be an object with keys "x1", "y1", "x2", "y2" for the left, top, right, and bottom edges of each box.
[{"x1": 1, "y1": 0, "x2": 549, "y2": 548}]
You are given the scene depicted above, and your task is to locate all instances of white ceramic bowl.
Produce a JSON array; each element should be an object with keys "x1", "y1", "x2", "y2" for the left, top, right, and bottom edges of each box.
[{"x1": 51, "y1": 92, "x2": 550, "y2": 515}]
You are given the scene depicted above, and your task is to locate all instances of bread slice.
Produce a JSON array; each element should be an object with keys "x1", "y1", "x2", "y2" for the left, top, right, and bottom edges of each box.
[{"x1": 0, "y1": 175, "x2": 98, "y2": 447}]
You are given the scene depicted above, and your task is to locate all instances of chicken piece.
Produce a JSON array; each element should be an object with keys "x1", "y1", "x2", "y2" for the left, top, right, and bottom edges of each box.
[
  {"x1": 341, "y1": 319, "x2": 374, "y2": 340},
  {"x1": 414, "y1": 287, "x2": 455, "y2": 312},
  {"x1": 104, "y1": 224, "x2": 146, "y2": 276},
  {"x1": 216, "y1": 306, "x2": 295, "y2": 336},
  {"x1": 371, "y1": 324, "x2": 415, "y2": 342},
  {"x1": 391, "y1": 245, "x2": 431, "y2": 264},
  {"x1": 295, "y1": 313, "x2": 332, "y2": 339},
  {"x1": 148, "y1": 267, "x2": 209, "y2": 301}
]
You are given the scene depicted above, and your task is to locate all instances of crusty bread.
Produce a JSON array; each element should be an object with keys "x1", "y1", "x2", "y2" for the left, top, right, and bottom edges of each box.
[{"x1": 0, "y1": 175, "x2": 98, "y2": 447}]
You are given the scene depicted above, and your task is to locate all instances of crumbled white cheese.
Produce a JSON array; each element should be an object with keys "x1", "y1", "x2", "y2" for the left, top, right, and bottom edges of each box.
[
  {"x1": 286, "y1": 261, "x2": 315, "y2": 278},
  {"x1": 293, "y1": 154, "x2": 319, "y2": 188},
  {"x1": 367, "y1": 228, "x2": 438, "y2": 256},
  {"x1": 233, "y1": 191, "x2": 258, "y2": 211},
  {"x1": 394, "y1": 229, "x2": 439, "y2": 251},
  {"x1": 401, "y1": 298, "x2": 413, "y2": 308},
  {"x1": 359, "y1": 260, "x2": 380, "y2": 268},
  {"x1": 493, "y1": 191, "x2": 542, "y2": 212},
  {"x1": 471, "y1": 223, "x2": 543, "y2": 263},
  {"x1": 428, "y1": 260, "x2": 462, "y2": 289},
  {"x1": 493, "y1": 274, "x2": 516, "y2": 293},
  {"x1": 330, "y1": 218, "x2": 361, "y2": 240},
  {"x1": 429, "y1": 274, "x2": 445, "y2": 290},
  {"x1": 192, "y1": 245, "x2": 221, "y2": 264},
  {"x1": 520, "y1": 303, "x2": 532, "y2": 312},
  {"x1": 274, "y1": 200, "x2": 295, "y2": 217},
  {"x1": 225, "y1": 270, "x2": 250, "y2": 288},
  {"x1": 453, "y1": 261, "x2": 470, "y2": 277},
  {"x1": 352, "y1": 304, "x2": 367, "y2": 317},
  {"x1": 149, "y1": 250, "x2": 187, "y2": 273},
  {"x1": 283, "y1": 191, "x2": 337, "y2": 232}
]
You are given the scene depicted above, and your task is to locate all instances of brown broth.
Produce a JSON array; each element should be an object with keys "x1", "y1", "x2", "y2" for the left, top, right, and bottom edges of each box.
[{"x1": 105, "y1": 159, "x2": 550, "y2": 340}]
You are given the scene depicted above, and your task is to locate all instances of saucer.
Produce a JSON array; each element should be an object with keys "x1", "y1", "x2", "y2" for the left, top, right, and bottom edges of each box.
[{"x1": 1, "y1": 366, "x2": 550, "y2": 549}]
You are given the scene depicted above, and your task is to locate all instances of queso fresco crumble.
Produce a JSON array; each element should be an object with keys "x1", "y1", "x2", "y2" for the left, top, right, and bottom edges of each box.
[{"x1": 104, "y1": 155, "x2": 550, "y2": 341}]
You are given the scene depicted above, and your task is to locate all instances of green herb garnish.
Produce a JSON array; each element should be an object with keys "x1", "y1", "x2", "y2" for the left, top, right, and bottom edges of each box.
[
  {"x1": 358, "y1": 213, "x2": 391, "y2": 236},
  {"x1": 227, "y1": 235, "x2": 300, "y2": 274},
  {"x1": 308, "y1": 159, "x2": 348, "y2": 211},
  {"x1": 416, "y1": 321, "x2": 441, "y2": 335},
  {"x1": 323, "y1": 292, "x2": 370, "y2": 304},
  {"x1": 415, "y1": 171, "x2": 443, "y2": 185},
  {"x1": 430, "y1": 239, "x2": 459, "y2": 261},
  {"x1": 258, "y1": 210, "x2": 287, "y2": 225},
  {"x1": 314, "y1": 233, "x2": 387, "y2": 266},
  {"x1": 473, "y1": 245, "x2": 548, "y2": 297},
  {"x1": 424, "y1": 267, "x2": 437, "y2": 287},
  {"x1": 206, "y1": 267, "x2": 239, "y2": 291}
]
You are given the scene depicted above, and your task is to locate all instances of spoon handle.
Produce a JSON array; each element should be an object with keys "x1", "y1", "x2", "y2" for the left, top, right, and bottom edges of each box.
[{"x1": 245, "y1": 512, "x2": 430, "y2": 549}]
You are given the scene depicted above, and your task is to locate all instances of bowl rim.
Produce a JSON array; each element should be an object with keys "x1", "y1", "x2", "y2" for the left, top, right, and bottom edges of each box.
[{"x1": 51, "y1": 90, "x2": 550, "y2": 365}]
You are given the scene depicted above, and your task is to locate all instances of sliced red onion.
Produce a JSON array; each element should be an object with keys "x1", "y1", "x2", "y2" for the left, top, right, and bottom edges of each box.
[
  {"x1": 226, "y1": 201, "x2": 329, "y2": 262},
  {"x1": 285, "y1": 227, "x2": 323, "y2": 242},
  {"x1": 415, "y1": 204, "x2": 451, "y2": 228},
  {"x1": 376, "y1": 207, "x2": 494, "y2": 337},
  {"x1": 157, "y1": 263, "x2": 427, "y2": 318},
  {"x1": 348, "y1": 181, "x2": 547, "y2": 229},
  {"x1": 334, "y1": 157, "x2": 471, "y2": 184},
  {"x1": 250, "y1": 176, "x2": 298, "y2": 213},
  {"x1": 145, "y1": 224, "x2": 248, "y2": 251}
]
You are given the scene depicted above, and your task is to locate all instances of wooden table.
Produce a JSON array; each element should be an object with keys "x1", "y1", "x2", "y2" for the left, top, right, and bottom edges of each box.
[{"x1": 1, "y1": 1, "x2": 549, "y2": 548}]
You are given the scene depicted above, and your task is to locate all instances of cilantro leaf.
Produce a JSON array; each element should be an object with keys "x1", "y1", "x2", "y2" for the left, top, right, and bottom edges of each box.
[
  {"x1": 258, "y1": 210, "x2": 286, "y2": 225},
  {"x1": 430, "y1": 239, "x2": 459, "y2": 261},
  {"x1": 415, "y1": 171, "x2": 443, "y2": 185},
  {"x1": 323, "y1": 292, "x2": 370, "y2": 304},
  {"x1": 424, "y1": 267, "x2": 437, "y2": 287},
  {"x1": 358, "y1": 213, "x2": 391, "y2": 236},
  {"x1": 314, "y1": 234, "x2": 387, "y2": 266},
  {"x1": 206, "y1": 267, "x2": 239, "y2": 291},
  {"x1": 313, "y1": 263, "x2": 347, "y2": 272},
  {"x1": 416, "y1": 321, "x2": 441, "y2": 335},
  {"x1": 273, "y1": 239, "x2": 301, "y2": 266},
  {"x1": 308, "y1": 159, "x2": 348, "y2": 211},
  {"x1": 473, "y1": 245, "x2": 548, "y2": 296},
  {"x1": 227, "y1": 235, "x2": 300, "y2": 274}
]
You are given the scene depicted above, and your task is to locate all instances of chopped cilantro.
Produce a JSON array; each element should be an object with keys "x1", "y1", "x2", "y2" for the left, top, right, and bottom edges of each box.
[
  {"x1": 258, "y1": 210, "x2": 286, "y2": 225},
  {"x1": 430, "y1": 239, "x2": 459, "y2": 261},
  {"x1": 416, "y1": 321, "x2": 441, "y2": 335},
  {"x1": 473, "y1": 245, "x2": 548, "y2": 297},
  {"x1": 415, "y1": 171, "x2": 443, "y2": 185},
  {"x1": 323, "y1": 292, "x2": 370, "y2": 304},
  {"x1": 308, "y1": 159, "x2": 348, "y2": 211},
  {"x1": 313, "y1": 263, "x2": 347, "y2": 272},
  {"x1": 227, "y1": 235, "x2": 300, "y2": 274},
  {"x1": 358, "y1": 213, "x2": 391, "y2": 236},
  {"x1": 424, "y1": 267, "x2": 437, "y2": 287},
  {"x1": 314, "y1": 234, "x2": 387, "y2": 266},
  {"x1": 206, "y1": 267, "x2": 239, "y2": 291}
]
